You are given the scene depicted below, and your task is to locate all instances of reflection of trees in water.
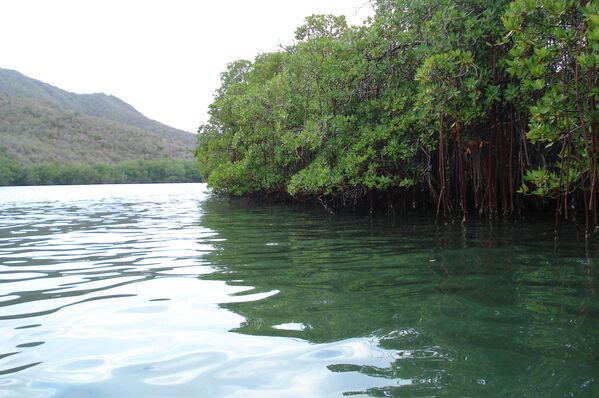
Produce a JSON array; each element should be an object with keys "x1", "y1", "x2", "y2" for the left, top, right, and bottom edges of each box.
[{"x1": 198, "y1": 197, "x2": 599, "y2": 396}]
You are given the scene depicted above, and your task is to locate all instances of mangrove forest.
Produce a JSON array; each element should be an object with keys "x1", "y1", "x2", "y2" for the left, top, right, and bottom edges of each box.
[{"x1": 195, "y1": 0, "x2": 598, "y2": 232}]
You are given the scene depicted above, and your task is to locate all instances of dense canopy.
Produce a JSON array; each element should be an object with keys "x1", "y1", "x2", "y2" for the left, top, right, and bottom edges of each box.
[{"x1": 196, "y1": 0, "x2": 598, "y2": 231}]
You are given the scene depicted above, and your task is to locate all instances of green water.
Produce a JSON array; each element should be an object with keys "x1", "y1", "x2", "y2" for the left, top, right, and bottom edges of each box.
[{"x1": 0, "y1": 184, "x2": 598, "y2": 397}]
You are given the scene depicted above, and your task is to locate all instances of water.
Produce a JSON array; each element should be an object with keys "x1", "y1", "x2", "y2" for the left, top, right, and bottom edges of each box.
[{"x1": 0, "y1": 183, "x2": 597, "y2": 397}]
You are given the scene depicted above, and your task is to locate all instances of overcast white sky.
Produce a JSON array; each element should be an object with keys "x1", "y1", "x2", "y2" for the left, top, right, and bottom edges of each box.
[{"x1": 0, "y1": 0, "x2": 373, "y2": 133}]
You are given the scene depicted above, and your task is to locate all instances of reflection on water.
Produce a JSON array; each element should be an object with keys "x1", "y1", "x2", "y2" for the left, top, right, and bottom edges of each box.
[
  {"x1": 199, "y1": 199, "x2": 599, "y2": 396},
  {"x1": 0, "y1": 184, "x2": 598, "y2": 397}
]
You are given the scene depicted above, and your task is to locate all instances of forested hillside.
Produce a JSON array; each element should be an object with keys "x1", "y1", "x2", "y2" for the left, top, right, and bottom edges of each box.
[
  {"x1": 0, "y1": 68, "x2": 195, "y2": 146},
  {"x1": 196, "y1": 0, "x2": 598, "y2": 231},
  {"x1": 0, "y1": 92, "x2": 191, "y2": 164}
]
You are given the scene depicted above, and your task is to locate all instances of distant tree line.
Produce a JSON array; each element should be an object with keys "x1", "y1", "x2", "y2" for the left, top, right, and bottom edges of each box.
[
  {"x1": 0, "y1": 157, "x2": 201, "y2": 186},
  {"x1": 196, "y1": 0, "x2": 598, "y2": 232}
]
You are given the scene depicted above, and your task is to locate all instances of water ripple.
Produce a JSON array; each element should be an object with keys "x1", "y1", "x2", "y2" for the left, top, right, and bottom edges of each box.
[{"x1": 1, "y1": 184, "x2": 598, "y2": 397}]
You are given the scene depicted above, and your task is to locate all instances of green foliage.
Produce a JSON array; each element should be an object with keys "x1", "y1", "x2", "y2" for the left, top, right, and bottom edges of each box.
[
  {"x1": 503, "y1": 0, "x2": 597, "y2": 214},
  {"x1": 196, "y1": 1, "x2": 598, "y2": 221},
  {"x1": 518, "y1": 167, "x2": 560, "y2": 197},
  {"x1": 0, "y1": 159, "x2": 201, "y2": 186},
  {"x1": 294, "y1": 14, "x2": 348, "y2": 41}
]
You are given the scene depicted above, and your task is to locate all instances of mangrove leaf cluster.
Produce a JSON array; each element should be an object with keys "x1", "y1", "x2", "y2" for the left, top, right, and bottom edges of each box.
[{"x1": 195, "y1": 0, "x2": 598, "y2": 229}]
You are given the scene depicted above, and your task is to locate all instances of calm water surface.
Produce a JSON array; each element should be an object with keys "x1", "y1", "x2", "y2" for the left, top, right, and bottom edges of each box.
[{"x1": 0, "y1": 183, "x2": 598, "y2": 397}]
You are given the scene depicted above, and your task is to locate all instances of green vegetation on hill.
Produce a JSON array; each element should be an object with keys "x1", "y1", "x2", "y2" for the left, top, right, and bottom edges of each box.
[
  {"x1": 196, "y1": 0, "x2": 598, "y2": 230},
  {"x1": 0, "y1": 92, "x2": 192, "y2": 164}
]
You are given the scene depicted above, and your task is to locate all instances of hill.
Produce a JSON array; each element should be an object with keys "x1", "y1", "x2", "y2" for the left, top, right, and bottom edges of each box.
[
  {"x1": 0, "y1": 68, "x2": 195, "y2": 147},
  {"x1": 0, "y1": 67, "x2": 196, "y2": 165},
  {"x1": 0, "y1": 91, "x2": 195, "y2": 164}
]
